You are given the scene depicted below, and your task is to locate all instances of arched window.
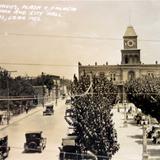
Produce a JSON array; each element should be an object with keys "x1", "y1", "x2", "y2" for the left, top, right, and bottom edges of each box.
[
  {"x1": 128, "y1": 71, "x2": 135, "y2": 80},
  {"x1": 99, "y1": 72, "x2": 105, "y2": 77}
]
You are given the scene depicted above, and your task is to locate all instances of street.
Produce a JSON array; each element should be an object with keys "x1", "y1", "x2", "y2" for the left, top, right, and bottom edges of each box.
[{"x1": 0, "y1": 99, "x2": 68, "y2": 160}]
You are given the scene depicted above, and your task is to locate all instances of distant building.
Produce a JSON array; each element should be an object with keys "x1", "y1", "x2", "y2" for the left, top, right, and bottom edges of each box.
[
  {"x1": 32, "y1": 75, "x2": 61, "y2": 104},
  {"x1": 78, "y1": 26, "x2": 160, "y2": 83}
]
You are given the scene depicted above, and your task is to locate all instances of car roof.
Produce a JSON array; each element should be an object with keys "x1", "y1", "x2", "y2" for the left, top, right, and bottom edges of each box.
[
  {"x1": 62, "y1": 139, "x2": 76, "y2": 146},
  {"x1": 63, "y1": 135, "x2": 77, "y2": 139},
  {"x1": 0, "y1": 134, "x2": 8, "y2": 139},
  {"x1": 45, "y1": 102, "x2": 54, "y2": 106},
  {"x1": 25, "y1": 131, "x2": 42, "y2": 134}
]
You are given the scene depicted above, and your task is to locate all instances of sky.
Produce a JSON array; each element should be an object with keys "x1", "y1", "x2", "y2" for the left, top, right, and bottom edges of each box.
[{"x1": 0, "y1": 0, "x2": 160, "y2": 79}]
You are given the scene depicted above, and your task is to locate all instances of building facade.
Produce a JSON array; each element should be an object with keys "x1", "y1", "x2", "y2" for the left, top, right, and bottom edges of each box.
[{"x1": 78, "y1": 26, "x2": 160, "y2": 84}]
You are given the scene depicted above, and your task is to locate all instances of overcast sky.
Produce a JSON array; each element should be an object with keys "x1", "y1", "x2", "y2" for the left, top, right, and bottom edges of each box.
[{"x1": 0, "y1": 0, "x2": 160, "y2": 79}]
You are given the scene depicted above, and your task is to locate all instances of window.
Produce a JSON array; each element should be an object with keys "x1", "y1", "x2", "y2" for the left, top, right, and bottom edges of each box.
[
  {"x1": 128, "y1": 71, "x2": 135, "y2": 80},
  {"x1": 125, "y1": 55, "x2": 129, "y2": 64},
  {"x1": 99, "y1": 72, "x2": 105, "y2": 77},
  {"x1": 110, "y1": 73, "x2": 116, "y2": 81}
]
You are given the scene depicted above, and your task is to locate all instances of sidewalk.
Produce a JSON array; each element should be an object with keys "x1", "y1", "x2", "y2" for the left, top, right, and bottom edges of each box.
[
  {"x1": 0, "y1": 105, "x2": 43, "y2": 131},
  {"x1": 112, "y1": 107, "x2": 160, "y2": 160}
]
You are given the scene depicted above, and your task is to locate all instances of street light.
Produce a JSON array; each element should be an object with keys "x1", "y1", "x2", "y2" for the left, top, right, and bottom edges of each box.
[
  {"x1": 141, "y1": 115, "x2": 149, "y2": 160},
  {"x1": 6, "y1": 70, "x2": 17, "y2": 125}
]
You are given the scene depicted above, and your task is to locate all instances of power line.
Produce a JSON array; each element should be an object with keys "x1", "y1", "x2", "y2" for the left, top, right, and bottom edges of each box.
[
  {"x1": 1, "y1": 32, "x2": 160, "y2": 42},
  {"x1": 0, "y1": 32, "x2": 122, "y2": 40},
  {"x1": 0, "y1": 62, "x2": 78, "y2": 67}
]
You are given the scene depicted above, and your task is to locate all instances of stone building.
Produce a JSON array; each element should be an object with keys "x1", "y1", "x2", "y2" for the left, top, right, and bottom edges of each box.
[{"x1": 78, "y1": 26, "x2": 160, "y2": 84}]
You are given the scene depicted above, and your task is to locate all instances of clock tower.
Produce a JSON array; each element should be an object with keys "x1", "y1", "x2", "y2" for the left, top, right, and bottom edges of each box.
[{"x1": 121, "y1": 26, "x2": 141, "y2": 64}]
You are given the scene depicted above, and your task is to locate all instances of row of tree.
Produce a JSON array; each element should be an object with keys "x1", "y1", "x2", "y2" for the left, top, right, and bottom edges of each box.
[
  {"x1": 0, "y1": 69, "x2": 56, "y2": 113},
  {"x1": 71, "y1": 74, "x2": 119, "y2": 159},
  {"x1": 125, "y1": 76, "x2": 160, "y2": 122}
]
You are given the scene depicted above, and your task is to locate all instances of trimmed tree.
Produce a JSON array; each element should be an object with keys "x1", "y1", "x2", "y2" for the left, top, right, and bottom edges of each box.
[
  {"x1": 125, "y1": 76, "x2": 160, "y2": 122},
  {"x1": 72, "y1": 74, "x2": 119, "y2": 159}
]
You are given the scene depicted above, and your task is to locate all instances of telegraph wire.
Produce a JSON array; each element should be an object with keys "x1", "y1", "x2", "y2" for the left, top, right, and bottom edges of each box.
[
  {"x1": 0, "y1": 92, "x2": 159, "y2": 102},
  {"x1": 0, "y1": 62, "x2": 78, "y2": 67},
  {"x1": 1, "y1": 32, "x2": 122, "y2": 41},
  {"x1": 2, "y1": 32, "x2": 160, "y2": 42}
]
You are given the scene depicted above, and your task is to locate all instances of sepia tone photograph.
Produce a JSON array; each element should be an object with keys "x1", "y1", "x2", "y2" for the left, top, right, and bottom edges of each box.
[{"x1": 0, "y1": 0, "x2": 160, "y2": 159}]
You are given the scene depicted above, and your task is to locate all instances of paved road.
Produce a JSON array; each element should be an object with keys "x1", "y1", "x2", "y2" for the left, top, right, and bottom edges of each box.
[{"x1": 1, "y1": 99, "x2": 68, "y2": 160}]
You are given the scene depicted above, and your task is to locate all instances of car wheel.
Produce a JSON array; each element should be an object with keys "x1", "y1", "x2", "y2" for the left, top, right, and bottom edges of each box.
[
  {"x1": 153, "y1": 137, "x2": 156, "y2": 144},
  {"x1": 0, "y1": 153, "x2": 3, "y2": 160},
  {"x1": 39, "y1": 147, "x2": 43, "y2": 153},
  {"x1": 4, "y1": 152, "x2": 8, "y2": 158},
  {"x1": 157, "y1": 139, "x2": 160, "y2": 144}
]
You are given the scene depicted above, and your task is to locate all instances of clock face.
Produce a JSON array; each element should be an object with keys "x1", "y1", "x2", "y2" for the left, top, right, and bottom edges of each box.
[{"x1": 127, "y1": 40, "x2": 135, "y2": 47}]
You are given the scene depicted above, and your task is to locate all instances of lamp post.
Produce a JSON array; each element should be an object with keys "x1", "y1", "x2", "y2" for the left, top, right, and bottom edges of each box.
[
  {"x1": 141, "y1": 116, "x2": 149, "y2": 160},
  {"x1": 6, "y1": 70, "x2": 17, "y2": 125}
]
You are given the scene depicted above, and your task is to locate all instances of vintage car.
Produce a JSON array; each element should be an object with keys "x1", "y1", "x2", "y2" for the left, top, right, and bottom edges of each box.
[
  {"x1": 65, "y1": 99, "x2": 71, "y2": 105},
  {"x1": 0, "y1": 135, "x2": 10, "y2": 159},
  {"x1": 24, "y1": 131, "x2": 47, "y2": 153},
  {"x1": 62, "y1": 94, "x2": 66, "y2": 99},
  {"x1": 67, "y1": 127, "x2": 77, "y2": 136},
  {"x1": 59, "y1": 136, "x2": 96, "y2": 160},
  {"x1": 59, "y1": 135, "x2": 81, "y2": 160},
  {"x1": 152, "y1": 128, "x2": 160, "y2": 144},
  {"x1": 146, "y1": 125, "x2": 160, "y2": 139},
  {"x1": 43, "y1": 103, "x2": 54, "y2": 116},
  {"x1": 134, "y1": 113, "x2": 143, "y2": 125},
  {"x1": 65, "y1": 108, "x2": 74, "y2": 117}
]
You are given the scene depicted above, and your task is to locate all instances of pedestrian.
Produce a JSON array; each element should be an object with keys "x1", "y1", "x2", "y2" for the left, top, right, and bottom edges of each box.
[
  {"x1": 25, "y1": 105, "x2": 29, "y2": 114},
  {"x1": 0, "y1": 115, "x2": 2, "y2": 125}
]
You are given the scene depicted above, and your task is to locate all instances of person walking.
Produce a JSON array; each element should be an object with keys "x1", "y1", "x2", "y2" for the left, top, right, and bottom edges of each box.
[{"x1": 25, "y1": 105, "x2": 29, "y2": 114}]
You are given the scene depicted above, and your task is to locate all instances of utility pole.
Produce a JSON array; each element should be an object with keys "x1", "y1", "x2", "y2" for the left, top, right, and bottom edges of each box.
[
  {"x1": 123, "y1": 82, "x2": 127, "y2": 127},
  {"x1": 55, "y1": 81, "x2": 58, "y2": 106},
  {"x1": 141, "y1": 116, "x2": 149, "y2": 160},
  {"x1": 62, "y1": 76, "x2": 65, "y2": 95},
  {"x1": 6, "y1": 70, "x2": 17, "y2": 125},
  {"x1": 41, "y1": 72, "x2": 45, "y2": 108},
  {"x1": 70, "y1": 81, "x2": 73, "y2": 97},
  {"x1": 90, "y1": 73, "x2": 93, "y2": 96}
]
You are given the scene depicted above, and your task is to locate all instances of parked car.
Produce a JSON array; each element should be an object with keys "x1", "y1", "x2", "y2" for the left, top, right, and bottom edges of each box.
[
  {"x1": 0, "y1": 135, "x2": 10, "y2": 159},
  {"x1": 67, "y1": 127, "x2": 77, "y2": 136},
  {"x1": 134, "y1": 113, "x2": 143, "y2": 125},
  {"x1": 65, "y1": 108, "x2": 74, "y2": 117},
  {"x1": 65, "y1": 99, "x2": 71, "y2": 105},
  {"x1": 24, "y1": 131, "x2": 47, "y2": 153},
  {"x1": 59, "y1": 135, "x2": 81, "y2": 160},
  {"x1": 152, "y1": 128, "x2": 160, "y2": 144},
  {"x1": 43, "y1": 103, "x2": 54, "y2": 116},
  {"x1": 62, "y1": 94, "x2": 66, "y2": 99},
  {"x1": 146, "y1": 125, "x2": 160, "y2": 139},
  {"x1": 59, "y1": 136, "x2": 96, "y2": 160}
]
